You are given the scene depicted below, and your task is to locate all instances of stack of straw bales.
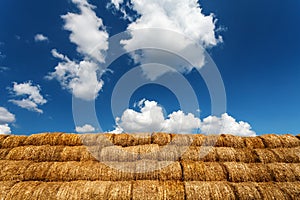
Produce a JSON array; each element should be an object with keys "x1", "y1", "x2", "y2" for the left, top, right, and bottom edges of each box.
[{"x1": 0, "y1": 132, "x2": 300, "y2": 199}]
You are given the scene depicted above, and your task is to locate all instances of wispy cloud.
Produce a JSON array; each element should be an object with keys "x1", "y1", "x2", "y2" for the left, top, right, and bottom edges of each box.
[{"x1": 34, "y1": 34, "x2": 49, "y2": 42}]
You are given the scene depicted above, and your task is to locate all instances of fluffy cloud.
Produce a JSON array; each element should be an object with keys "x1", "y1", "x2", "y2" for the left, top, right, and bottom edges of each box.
[
  {"x1": 0, "y1": 107, "x2": 15, "y2": 135},
  {"x1": 62, "y1": 0, "x2": 108, "y2": 63},
  {"x1": 76, "y1": 124, "x2": 96, "y2": 133},
  {"x1": 34, "y1": 34, "x2": 49, "y2": 42},
  {"x1": 49, "y1": 0, "x2": 108, "y2": 101},
  {"x1": 9, "y1": 82, "x2": 47, "y2": 113},
  {"x1": 111, "y1": 0, "x2": 222, "y2": 80},
  {"x1": 113, "y1": 99, "x2": 201, "y2": 133},
  {"x1": 113, "y1": 99, "x2": 256, "y2": 136},
  {"x1": 201, "y1": 113, "x2": 256, "y2": 136},
  {"x1": 47, "y1": 49, "x2": 104, "y2": 101}
]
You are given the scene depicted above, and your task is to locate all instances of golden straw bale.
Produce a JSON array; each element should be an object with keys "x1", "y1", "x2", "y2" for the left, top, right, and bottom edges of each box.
[
  {"x1": 181, "y1": 146, "x2": 217, "y2": 162},
  {"x1": 0, "y1": 148, "x2": 11, "y2": 160},
  {"x1": 31, "y1": 182, "x2": 62, "y2": 200},
  {"x1": 244, "y1": 136, "x2": 265, "y2": 149},
  {"x1": 4, "y1": 181, "x2": 41, "y2": 200},
  {"x1": 2, "y1": 135, "x2": 27, "y2": 148},
  {"x1": 216, "y1": 147, "x2": 257, "y2": 163},
  {"x1": 202, "y1": 135, "x2": 219, "y2": 146},
  {"x1": 135, "y1": 160, "x2": 159, "y2": 180},
  {"x1": 200, "y1": 146, "x2": 218, "y2": 162},
  {"x1": 6, "y1": 145, "x2": 64, "y2": 161},
  {"x1": 257, "y1": 182, "x2": 290, "y2": 200},
  {"x1": 113, "y1": 133, "x2": 151, "y2": 147},
  {"x1": 267, "y1": 163, "x2": 296, "y2": 182},
  {"x1": 158, "y1": 161, "x2": 182, "y2": 181},
  {"x1": 60, "y1": 146, "x2": 96, "y2": 162},
  {"x1": 157, "y1": 145, "x2": 180, "y2": 161},
  {"x1": 170, "y1": 134, "x2": 194, "y2": 146},
  {"x1": 23, "y1": 162, "x2": 54, "y2": 181},
  {"x1": 0, "y1": 135, "x2": 9, "y2": 148},
  {"x1": 259, "y1": 134, "x2": 283, "y2": 148},
  {"x1": 80, "y1": 133, "x2": 114, "y2": 147},
  {"x1": 223, "y1": 162, "x2": 272, "y2": 182},
  {"x1": 230, "y1": 182, "x2": 261, "y2": 199},
  {"x1": 185, "y1": 181, "x2": 235, "y2": 200},
  {"x1": 105, "y1": 181, "x2": 132, "y2": 200},
  {"x1": 0, "y1": 160, "x2": 33, "y2": 181},
  {"x1": 132, "y1": 180, "x2": 184, "y2": 200},
  {"x1": 58, "y1": 133, "x2": 83, "y2": 146},
  {"x1": 182, "y1": 161, "x2": 227, "y2": 181},
  {"x1": 191, "y1": 134, "x2": 205, "y2": 146},
  {"x1": 253, "y1": 148, "x2": 278, "y2": 163},
  {"x1": 216, "y1": 134, "x2": 246, "y2": 148},
  {"x1": 100, "y1": 145, "x2": 139, "y2": 162},
  {"x1": 0, "y1": 181, "x2": 18, "y2": 200},
  {"x1": 24, "y1": 132, "x2": 63, "y2": 146},
  {"x1": 152, "y1": 133, "x2": 171, "y2": 146},
  {"x1": 290, "y1": 163, "x2": 300, "y2": 181},
  {"x1": 270, "y1": 147, "x2": 300, "y2": 163},
  {"x1": 139, "y1": 144, "x2": 159, "y2": 160},
  {"x1": 278, "y1": 134, "x2": 300, "y2": 147},
  {"x1": 275, "y1": 182, "x2": 300, "y2": 199}
]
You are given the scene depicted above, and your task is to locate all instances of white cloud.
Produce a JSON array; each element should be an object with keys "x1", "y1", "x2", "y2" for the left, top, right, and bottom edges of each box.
[
  {"x1": 49, "y1": 0, "x2": 108, "y2": 101},
  {"x1": 62, "y1": 0, "x2": 108, "y2": 63},
  {"x1": 0, "y1": 107, "x2": 15, "y2": 124},
  {"x1": 0, "y1": 66, "x2": 9, "y2": 73},
  {"x1": 0, "y1": 124, "x2": 11, "y2": 134},
  {"x1": 47, "y1": 49, "x2": 104, "y2": 101},
  {"x1": 76, "y1": 124, "x2": 96, "y2": 133},
  {"x1": 111, "y1": 0, "x2": 222, "y2": 80},
  {"x1": 34, "y1": 34, "x2": 49, "y2": 42},
  {"x1": 9, "y1": 82, "x2": 47, "y2": 113},
  {"x1": 201, "y1": 113, "x2": 256, "y2": 136},
  {"x1": 113, "y1": 99, "x2": 201, "y2": 133},
  {"x1": 113, "y1": 99, "x2": 256, "y2": 136}
]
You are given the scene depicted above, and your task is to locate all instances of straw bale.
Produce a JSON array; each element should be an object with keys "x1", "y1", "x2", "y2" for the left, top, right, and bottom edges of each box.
[
  {"x1": 0, "y1": 181, "x2": 18, "y2": 200},
  {"x1": 0, "y1": 148, "x2": 11, "y2": 160},
  {"x1": 201, "y1": 146, "x2": 218, "y2": 162},
  {"x1": 278, "y1": 134, "x2": 300, "y2": 147},
  {"x1": 182, "y1": 161, "x2": 227, "y2": 181},
  {"x1": 185, "y1": 181, "x2": 235, "y2": 200},
  {"x1": 0, "y1": 160, "x2": 33, "y2": 181},
  {"x1": 113, "y1": 133, "x2": 151, "y2": 147},
  {"x1": 216, "y1": 134, "x2": 246, "y2": 148},
  {"x1": 139, "y1": 144, "x2": 159, "y2": 160},
  {"x1": 0, "y1": 134, "x2": 9, "y2": 148},
  {"x1": 290, "y1": 163, "x2": 300, "y2": 181},
  {"x1": 244, "y1": 136, "x2": 265, "y2": 149},
  {"x1": 4, "y1": 181, "x2": 41, "y2": 200},
  {"x1": 216, "y1": 147, "x2": 257, "y2": 163},
  {"x1": 230, "y1": 182, "x2": 261, "y2": 199},
  {"x1": 105, "y1": 181, "x2": 132, "y2": 200},
  {"x1": 23, "y1": 162, "x2": 54, "y2": 181},
  {"x1": 32, "y1": 181, "x2": 62, "y2": 200},
  {"x1": 253, "y1": 148, "x2": 278, "y2": 163},
  {"x1": 158, "y1": 161, "x2": 182, "y2": 181},
  {"x1": 275, "y1": 182, "x2": 300, "y2": 199},
  {"x1": 2, "y1": 135, "x2": 27, "y2": 148},
  {"x1": 259, "y1": 134, "x2": 283, "y2": 148},
  {"x1": 152, "y1": 132, "x2": 171, "y2": 146},
  {"x1": 157, "y1": 145, "x2": 180, "y2": 161},
  {"x1": 223, "y1": 162, "x2": 272, "y2": 182},
  {"x1": 80, "y1": 133, "x2": 114, "y2": 147},
  {"x1": 100, "y1": 145, "x2": 139, "y2": 162},
  {"x1": 170, "y1": 134, "x2": 194, "y2": 146},
  {"x1": 60, "y1": 146, "x2": 97, "y2": 162},
  {"x1": 191, "y1": 134, "x2": 205, "y2": 146},
  {"x1": 58, "y1": 133, "x2": 83, "y2": 146},
  {"x1": 180, "y1": 146, "x2": 217, "y2": 162},
  {"x1": 267, "y1": 163, "x2": 296, "y2": 182},
  {"x1": 132, "y1": 180, "x2": 184, "y2": 200},
  {"x1": 270, "y1": 147, "x2": 300, "y2": 163},
  {"x1": 135, "y1": 160, "x2": 159, "y2": 180},
  {"x1": 257, "y1": 182, "x2": 290, "y2": 200},
  {"x1": 202, "y1": 135, "x2": 219, "y2": 146},
  {"x1": 23, "y1": 132, "x2": 63, "y2": 146},
  {"x1": 6, "y1": 145, "x2": 64, "y2": 161}
]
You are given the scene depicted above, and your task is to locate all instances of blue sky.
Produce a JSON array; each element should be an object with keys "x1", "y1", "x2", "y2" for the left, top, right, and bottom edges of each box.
[{"x1": 0, "y1": 0, "x2": 299, "y2": 135}]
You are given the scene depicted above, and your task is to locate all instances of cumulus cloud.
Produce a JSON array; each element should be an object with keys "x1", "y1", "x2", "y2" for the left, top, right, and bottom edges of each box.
[
  {"x1": 76, "y1": 124, "x2": 96, "y2": 133},
  {"x1": 0, "y1": 107, "x2": 15, "y2": 135},
  {"x1": 201, "y1": 113, "x2": 256, "y2": 136},
  {"x1": 111, "y1": 0, "x2": 222, "y2": 80},
  {"x1": 113, "y1": 99, "x2": 256, "y2": 136},
  {"x1": 9, "y1": 82, "x2": 47, "y2": 113},
  {"x1": 34, "y1": 34, "x2": 49, "y2": 42},
  {"x1": 47, "y1": 49, "x2": 104, "y2": 101},
  {"x1": 62, "y1": 0, "x2": 108, "y2": 63},
  {"x1": 113, "y1": 99, "x2": 201, "y2": 133},
  {"x1": 49, "y1": 0, "x2": 108, "y2": 101}
]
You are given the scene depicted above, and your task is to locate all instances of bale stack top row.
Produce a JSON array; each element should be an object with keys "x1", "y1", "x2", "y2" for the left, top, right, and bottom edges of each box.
[{"x1": 0, "y1": 132, "x2": 300, "y2": 200}]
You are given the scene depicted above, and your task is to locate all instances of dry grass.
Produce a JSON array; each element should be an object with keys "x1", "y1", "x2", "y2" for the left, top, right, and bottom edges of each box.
[
  {"x1": 2, "y1": 135, "x2": 27, "y2": 148},
  {"x1": 132, "y1": 180, "x2": 184, "y2": 200},
  {"x1": 152, "y1": 133, "x2": 171, "y2": 146},
  {"x1": 182, "y1": 161, "x2": 227, "y2": 181},
  {"x1": 230, "y1": 182, "x2": 261, "y2": 199},
  {"x1": 185, "y1": 181, "x2": 235, "y2": 200},
  {"x1": 244, "y1": 136, "x2": 265, "y2": 149}
]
